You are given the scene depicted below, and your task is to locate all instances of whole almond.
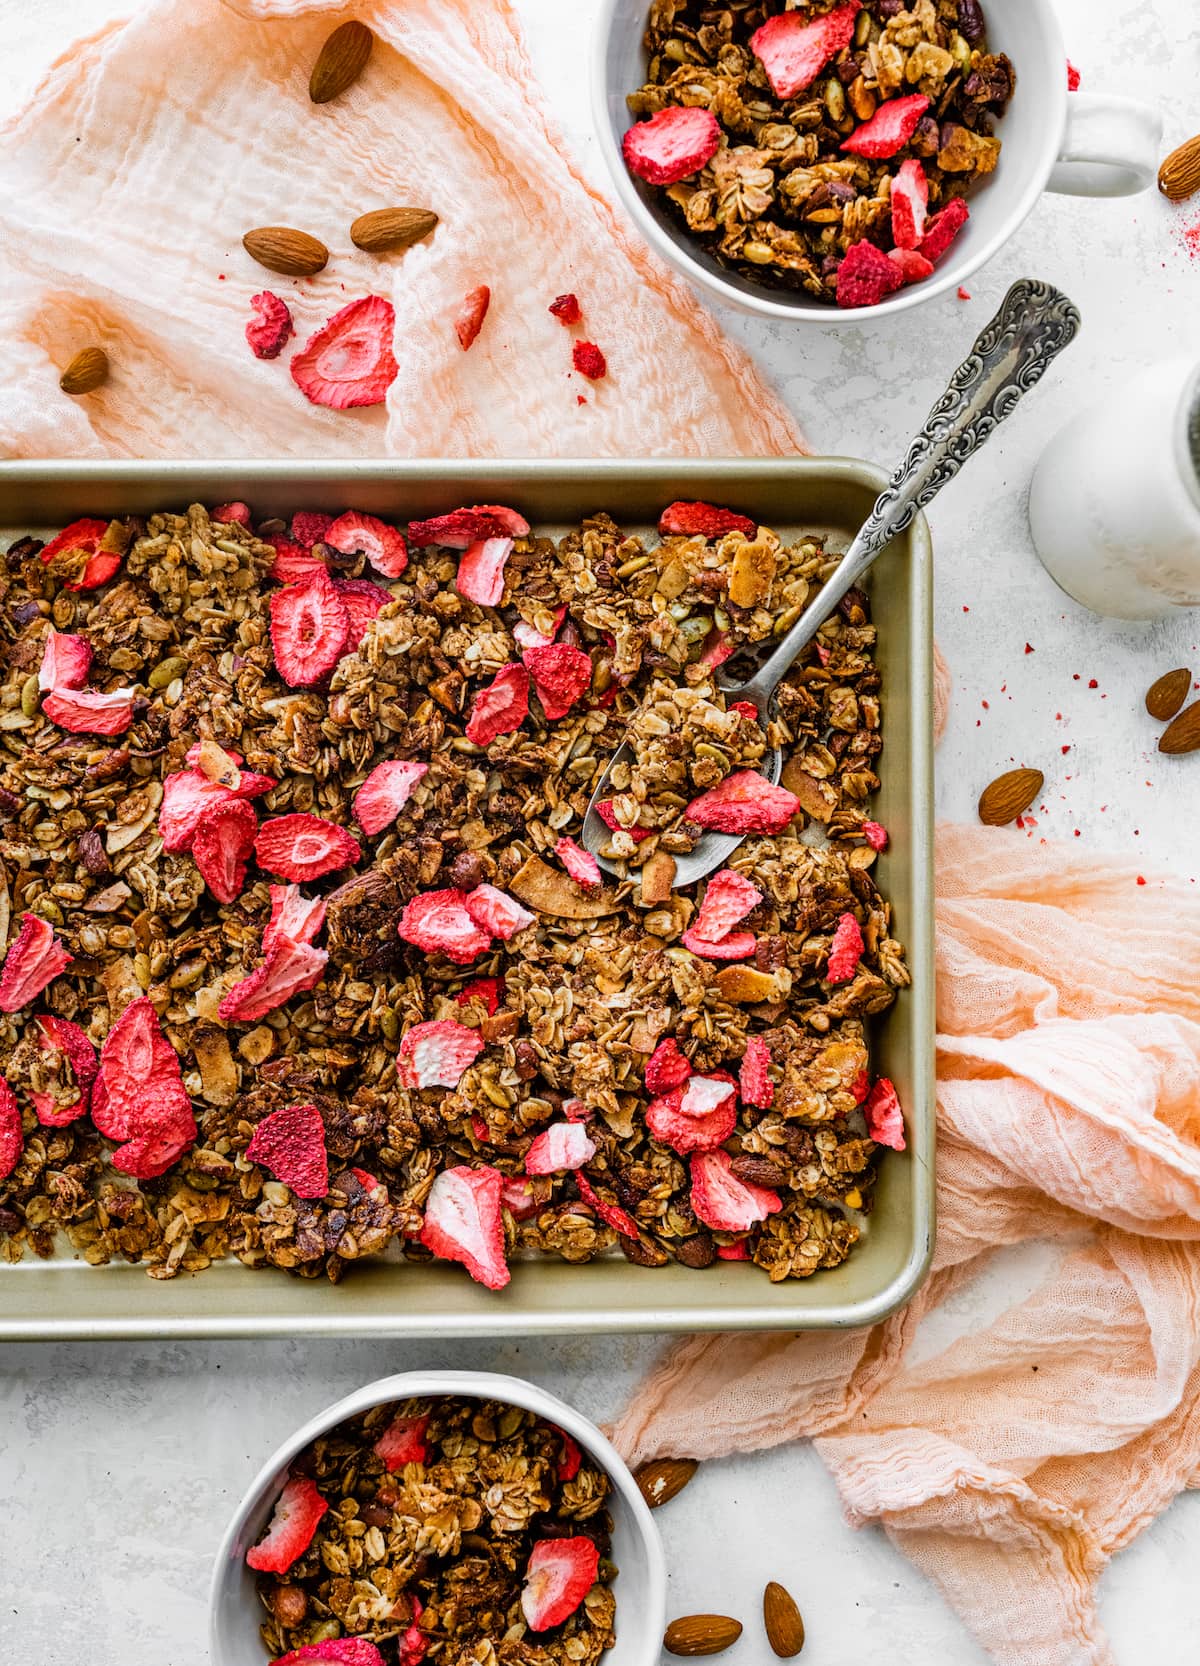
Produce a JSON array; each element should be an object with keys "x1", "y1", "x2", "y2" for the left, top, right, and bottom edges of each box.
[
  {"x1": 664, "y1": 1615, "x2": 743, "y2": 1657},
  {"x1": 1145, "y1": 668, "x2": 1191, "y2": 722},
  {"x1": 59, "y1": 347, "x2": 109, "y2": 395},
  {"x1": 351, "y1": 207, "x2": 439, "y2": 253},
  {"x1": 242, "y1": 227, "x2": 329, "y2": 277},
  {"x1": 763, "y1": 1582, "x2": 805, "y2": 1658},
  {"x1": 1158, "y1": 700, "x2": 1200, "y2": 755},
  {"x1": 309, "y1": 20, "x2": 374, "y2": 104},
  {"x1": 1158, "y1": 135, "x2": 1200, "y2": 201},
  {"x1": 977, "y1": 767, "x2": 1043, "y2": 826},
  {"x1": 634, "y1": 1456, "x2": 698, "y2": 1509}
]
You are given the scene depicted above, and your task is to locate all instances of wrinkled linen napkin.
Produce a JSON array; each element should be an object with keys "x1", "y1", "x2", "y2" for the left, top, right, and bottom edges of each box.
[{"x1": 5, "y1": 6, "x2": 1200, "y2": 1665}]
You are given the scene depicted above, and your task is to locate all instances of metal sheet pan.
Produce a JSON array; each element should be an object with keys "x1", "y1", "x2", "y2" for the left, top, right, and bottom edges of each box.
[{"x1": 0, "y1": 459, "x2": 934, "y2": 1339}]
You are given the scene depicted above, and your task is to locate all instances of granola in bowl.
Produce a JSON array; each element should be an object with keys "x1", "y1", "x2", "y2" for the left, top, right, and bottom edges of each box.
[{"x1": 0, "y1": 496, "x2": 908, "y2": 1289}]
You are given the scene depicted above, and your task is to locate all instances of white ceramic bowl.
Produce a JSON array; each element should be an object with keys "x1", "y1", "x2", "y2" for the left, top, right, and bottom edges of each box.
[
  {"x1": 593, "y1": 0, "x2": 1161, "y2": 321},
  {"x1": 210, "y1": 1370, "x2": 667, "y2": 1666}
]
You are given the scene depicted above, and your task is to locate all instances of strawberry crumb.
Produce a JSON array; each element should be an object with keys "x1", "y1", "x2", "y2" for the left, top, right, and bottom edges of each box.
[
  {"x1": 572, "y1": 342, "x2": 607, "y2": 380},
  {"x1": 1067, "y1": 60, "x2": 1081, "y2": 90},
  {"x1": 957, "y1": 286, "x2": 972, "y2": 300},
  {"x1": 1088, "y1": 679, "x2": 1098, "y2": 688},
  {"x1": 1137, "y1": 876, "x2": 1146, "y2": 885},
  {"x1": 1061, "y1": 744, "x2": 1070, "y2": 754},
  {"x1": 1024, "y1": 643, "x2": 1034, "y2": 653}
]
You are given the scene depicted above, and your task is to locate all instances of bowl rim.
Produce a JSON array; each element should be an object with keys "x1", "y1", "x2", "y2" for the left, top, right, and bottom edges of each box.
[{"x1": 208, "y1": 1368, "x2": 669, "y2": 1666}]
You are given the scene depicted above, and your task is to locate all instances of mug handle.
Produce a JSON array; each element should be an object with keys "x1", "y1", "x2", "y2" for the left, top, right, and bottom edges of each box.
[{"x1": 1047, "y1": 93, "x2": 1163, "y2": 197}]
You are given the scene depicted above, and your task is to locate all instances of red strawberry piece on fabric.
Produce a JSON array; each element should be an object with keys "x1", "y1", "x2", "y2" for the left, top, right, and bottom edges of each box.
[
  {"x1": 691, "y1": 868, "x2": 762, "y2": 942},
  {"x1": 454, "y1": 977, "x2": 501, "y2": 1017},
  {"x1": 842, "y1": 92, "x2": 930, "y2": 159},
  {"x1": 555, "y1": 1428, "x2": 583, "y2": 1481},
  {"x1": 716, "y1": 1239, "x2": 751, "y2": 1261},
  {"x1": 826, "y1": 911, "x2": 865, "y2": 983},
  {"x1": 290, "y1": 512, "x2": 334, "y2": 550},
  {"x1": 213, "y1": 501, "x2": 253, "y2": 527},
  {"x1": 594, "y1": 800, "x2": 652, "y2": 843},
  {"x1": 408, "y1": 505, "x2": 530, "y2": 549},
  {"x1": 658, "y1": 501, "x2": 757, "y2": 539},
  {"x1": 572, "y1": 341, "x2": 606, "y2": 381},
  {"x1": 888, "y1": 247, "x2": 935, "y2": 284},
  {"x1": 455, "y1": 284, "x2": 491, "y2": 351},
  {"x1": 862, "y1": 819, "x2": 888, "y2": 851},
  {"x1": 0, "y1": 1076, "x2": 23, "y2": 1179},
  {"x1": 464, "y1": 883, "x2": 534, "y2": 942},
  {"x1": 373, "y1": 1412, "x2": 431, "y2": 1470},
  {"x1": 39, "y1": 519, "x2": 121, "y2": 590},
  {"x1": 398, "y1": 889, "x2": 492, "y2": 965},
  {"x1": 836, "y1": 240, "x2": 906, "y2": 309},
  {"x1": 521, "y1": 1537, "x2": 600, "y2": 1631},
  {"x1": 525, "y1": 1121, "x2": 596, "y2": 1174},
  {"x1": 397, "y1": 1019, "x2": 485, "y2": 1089},
  {"x1": 576, "y1": 1172, "x2": 640, "y2": 1238},
  {"x1": 918, "y1": 196, "x2": 970, "y2": 263},
  {"x1": 553, "y1": 837, "x2": 601, "y2": 893},
  {"x1": 522, "y1": 643, "x2": 592, "y2": 720},
  {"x1": 739, "y1": 1036, "x2": 774, "y2": 1109},
  {"x1": 0, "y1": 914, "x2": 73, "y2": 1012},
  {"x1": 465, "y1": 664, "x2": 531, "y2": 745},
  {"x1": 646, "y1": 1086, "x2": 736, "y2": 1156},
  {"x1": 680, "y1": 927, "x2": 756, "y2": 961},
  {"x1": 42, "y1": 686, "x2": 136, "y2": 735},
  {"x1": 255, "y1": 813, "x2": 362, "y2": 882},
  {"x1": 679, "y1": 1074, "x2": 736, "y2": 1118},
  {"x1": 891, "y1": 157, "x2": 929, "y2": 250},
  {"x1": 864, "y1": 1076, "x2": 906, "y2": 1150},
  {"x1": 690, "y1": 1148, "x2": 782, "y2": 1232},
  {"x1": 549, "y1": 293, "x2": 582, "y2": 325},
  {"x1": 272, "y1": 1642, "x2": 387, "y2": 1666},
  {"x1": 334, "y1": 577, "x2": 392, "y2": 650},
  {"x1": 513, "y1": 604, "x2": 567, "y2": 650},
  {"x1": 269, "y1": 571, "x2": 350, "y2": 688},
  {"x1": 246, "y1": 1475, "x2": 329, "y2": 1574},
  {"x1": 263, "y1": 885, "x2": 327, "y2": 955},
  {"x1": 192, "y1": 797, "x2": 257, "y2": 905},
  {"x1": 456, "y1": 536, "x2": 514, "y2": 606},
  {"x1": 622, "y1": 105, "x2": 721, "y2": 186},
  {"x1": 290, "y1": 295, "x2": 398, "y2": 409},
  {"x1": 266, "y1": 534, "x2": 328, "y2": 586},
  {"x1": 325, "y1": 511, "x2": 409, "y2": 578},
  {"x1": 749, "y1": 1, "x2": 862, "y2": 98},
  {"x1": 32, "y1": 1015, "x2": 98, "y2": 1125},
  {"x1": 245, "y1": 1103, "x2": 330, "y2": 1197},
  {"x1": 686, "y1": 769, "x2": 800, "y2": 836},
  {"x1": 246, "y1": 290, "x2": 294, "y2": 360},
  {"x1": 645, "y1": 1038, "x2": 691, "y2": 1095},
  {"x1": 353, "y1": 760, "x2": 428, "y2": 836},
  {"x1": 420, "y1": 1163, "x2": 509, "y2": 1289},
  {"x1": 218, "y1": 935, "x2": 329, "y2": 1022},
  {"x1": 38, "y1": 629, "x2": 92, "y2": 692}
]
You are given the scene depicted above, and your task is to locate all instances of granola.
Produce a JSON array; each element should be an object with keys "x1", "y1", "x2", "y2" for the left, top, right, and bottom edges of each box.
[{"x1": 0, "y1": 499, "x2": 907, "y2": 1286}]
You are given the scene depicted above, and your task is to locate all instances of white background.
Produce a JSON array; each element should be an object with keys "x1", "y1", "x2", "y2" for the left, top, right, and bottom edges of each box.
[{"x1": 2, "y1": 0, "x2": 1200, "y2": 1662}]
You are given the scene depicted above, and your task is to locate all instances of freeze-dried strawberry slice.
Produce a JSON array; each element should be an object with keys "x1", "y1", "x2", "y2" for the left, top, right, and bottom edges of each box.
[
  {"x1": 32, "y1": 1015, "x2": 98, "y2": 1126},
  {"x1": 826, "y1": 911, "x2": 864, "y2": 983},
  {"x1": 38, "y1": 629, "x2": 92, "y2": 692},
  {"x1": 456, "y1": 536, "x2": 513, "y2": 606},
  {"x1": 465, "y1": 664, "x2": 531, "y2": 746},
  {"x1": 291, "y1": 512, "x2": 334, "y2": 550},
  {"x1": 918, "y1": 196, "x2": 970, "y2": 263},
  {"x1": 218, "y1": 935, "x2": 329, "y2": 1022},
  {"x1": 374, "y1": 1412, "x2": 431, "y2": 1470},
  {"x1": 647, "y1": 1089, "x2": 736, "y2": 1156},
  {"x1": 692, "y1": 869, "x2": 762, "y2": 942},
  {"x1": 246, "y1": 1475, "x2": 329, "y2": 1574},
  {"x1": 690, "y1": 1149, "x2": 782, "y2": 1232},
  {"x1": 862, "y1": 820, "x2": 889, "y2": 851},
  {"x1": 334, "y1": 578, "x2": 392, "y2": 650},
  {"x1": 464, "y1": 883, "x2": 534, "y2": 942},
  {"x1": 842, "y1": 93, "x2": 930, "y2": 159},
  {"x1": 246, "y1": 290, "x2": 294, "y2": 360},
  {"x1": 679, "y1": 1073, "x2": 736, "y2": 1117},
  {"x1": 750, "y1": 1, "x2": 861, "y2": 98},
  {"x1": 110, "y1": 1108, "x2": 197, "y2": 1180},
  {"x1": 555, "y1": 1428, "x2": 583, "y2": 1481},
  {"x1": 730, "y1": 700, "x2": 759, "y2": 724},
  {"x1": 836, "y1": 240, "x2": 906, "y2": 309},
  {"x1": 680, "y1": 927, "x2": 756, "y2": 961},
  {"x1": 273, "y1": 1642, "x2": 386, "y2": 1666},
  {"x1": 523, "y1": 643, "x2": 591, "y2": 720},
  {"x1": 95, "y1": 997, "x2": 183, "y2": 1132},
  {"x1": 622, "y1": 106, "x2": 721, "y2": 186},
  {"x1": 43, "y1": 686, "x2": 136, "y2": 735},
  {"x1": 525, "y1": 1121, "x2": 596, "y2": 1174},
  {"x1": 891, "y1": 157, "x2": 929, "y2": 250},
  {"x1": 864, "y1": 1076, "x2": 906, "y2": 1150},
  {"x1": 398, "y1": 889, "x2": 492, "y2": 965},
  {"x1": 92, "y1": 1072, "x2": 192, "y2": 1150},
  {"x1": 576, "y1": 1172, "x2": 640, "y2": 1239},
  {"x1": 888, "y1": 247, "x2": 935, "y2": 284},
  {"x1": 397, "y1": 1019, "x2": 485, "y2": 1090},
  {"x1": 739, "y1": 1036, "x2": 774, "y2": 1109},
  {"x1": 716, "y1": 1239, "x2": 751, "y2": 1261},
  {"x1": 39, "y1": 519, "x2": 121, "y2": 590},
  {"x1": 245, "y1": 1103, "x2": 330, "y2": 1197},
  {"x1": 645, "y1": 1038, "x2": 691, "y2": 1094},
  {"x1": 269, "y1": 571, "x2": 350, "y2": 688},
  {"x1": 851, "y1": 1067, "x2": 870, "y2": 1105},
  {"x1": 0, "y1": 914, "x2": 73, "y2": 1012},
  {"x1": 658, "y1": 501, "x2": 756, "y2": 539},
  {"x1": 549, "y1": 293, "x2": 582, "y2": 325},
  {"x1": 325, "y1": 511, "x2": 409, "y2": 578},
  {"x1": 192, "y1": 798, "x2": 257, "y2": 905},
  {"x1": 686, "y1": 770, "x2": 800, "y2": 836},
  {"x1": 354, "y1": 760, "x2": 429, "y2": 836},
  {"x1": 521, "y1": 1537, "x2": 600, "y2": 1631},
  {"x1": 553, "y1": 837, "x2": 601, "y2": 892},
  {"x1": 266, "y1": 534, "x2": 328, "y2": 586},
  {"x1": 213, "y1": 501, "x2": 253, "y2": 527},
  {"x1": 502, "y1": 1176, "x2": 540, "y2": 1220},
  {"x1": 455, "y1": 284, "x2": 491, "y2": 351},
  {"x1": 158, "y1": 767, "x2": 273, "y2": 854},
  {"x1": 0, "y1": 1076, "x2": 23, "y2": 1179},
  {"x1": 572, "y1": 341, "x2": 606, "y2": 381},
  {"x1": 513, "y1": 604, "x2": 567, "y2": 650},
  {"x1": 455, "y1": 977, "x2": 501, "y2": 1017},
  {"x1": 594, "y1": 800, "x2": 652, "y2": 843},
  {"x1": 290, "y1": 295, "x2": 398, "y2": 409},
  {"x1": 263, "y1": 885, "x2": 327, "y2": 954},
  {"x1": 420, "y1": 1164, "x2": 509, "y2": 1289},
  {"x1": 563, "y1": 1098, "x2": 593, "y2": 1122},
  {"x1": 255, "y1": 813, "x2": 362, "y2": 882},
  {"x1": 408, "y1": 505, "x2": 530, "y2": 549}
]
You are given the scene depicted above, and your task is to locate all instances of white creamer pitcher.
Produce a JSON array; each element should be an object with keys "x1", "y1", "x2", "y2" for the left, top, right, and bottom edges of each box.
[{"x1": 1028, "y1": 357, "x2": 1200, "y2": 619}]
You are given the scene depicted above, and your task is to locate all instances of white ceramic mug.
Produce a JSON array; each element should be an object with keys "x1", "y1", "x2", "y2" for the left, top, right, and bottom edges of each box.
[{"x1": 594, "y1": 0, "x2": 1163, "y2": 320}]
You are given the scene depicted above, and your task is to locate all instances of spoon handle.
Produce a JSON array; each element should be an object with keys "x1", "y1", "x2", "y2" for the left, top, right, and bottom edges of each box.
[{"x1": 724, "y1": 277, "x2": 1082, "y2": 704}]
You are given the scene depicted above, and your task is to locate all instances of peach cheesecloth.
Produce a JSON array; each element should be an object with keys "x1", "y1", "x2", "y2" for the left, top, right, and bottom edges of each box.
[{"x1": 3, "y1": 5, "x2": 1199, "y2": 1665}]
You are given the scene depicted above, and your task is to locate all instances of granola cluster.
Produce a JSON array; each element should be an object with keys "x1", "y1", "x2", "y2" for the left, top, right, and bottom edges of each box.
[
  {"x1": 250, "y1": 1395, "x2": 616, "y2": 1666},
  {"x1": 0, "y1": 498, "x2": 907, "y2": 1286}
]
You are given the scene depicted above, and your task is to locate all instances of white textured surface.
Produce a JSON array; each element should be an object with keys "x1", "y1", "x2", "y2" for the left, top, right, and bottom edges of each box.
[{"x1": 2, "y1": 1, "x2": 1200, "y2": 1662}]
